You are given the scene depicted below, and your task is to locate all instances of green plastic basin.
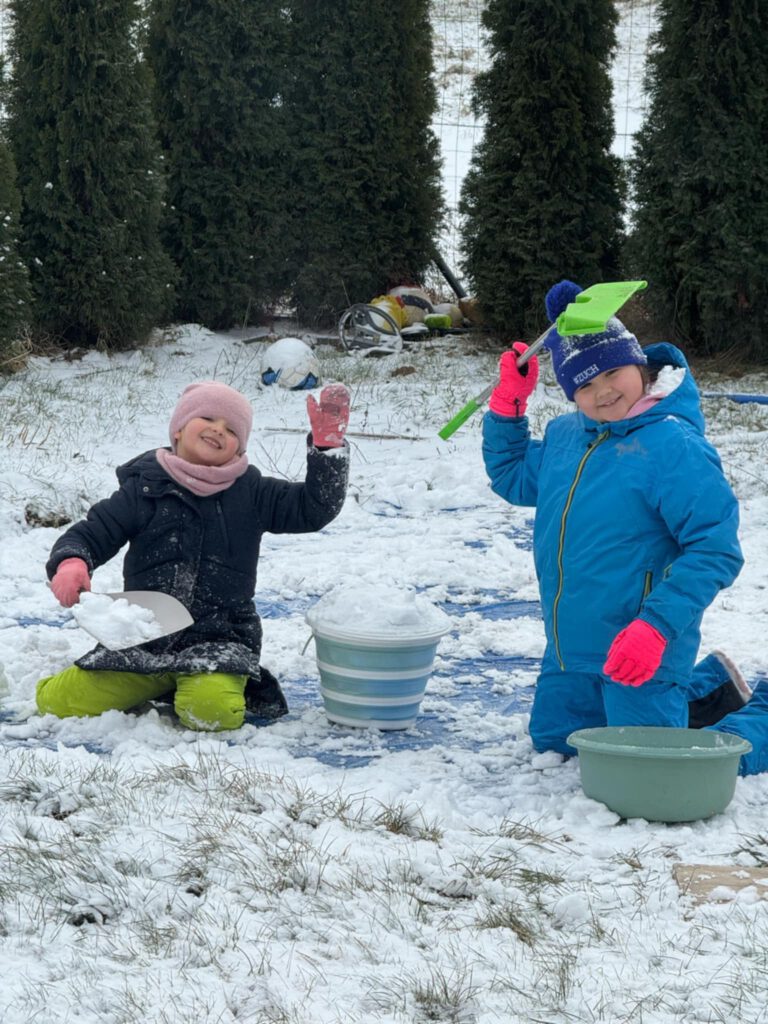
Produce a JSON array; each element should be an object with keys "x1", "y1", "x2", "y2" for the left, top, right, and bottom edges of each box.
[{"x1": 567, "y1": 726, "x2": 752, "y2": 823}]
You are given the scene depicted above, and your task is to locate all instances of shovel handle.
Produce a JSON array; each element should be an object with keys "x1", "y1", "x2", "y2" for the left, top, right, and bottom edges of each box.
[
  {"x1": 438, "y1": 397, "x2": 485, "y2": 440},
  {"x1": 438, "y1": 326, "x2": 551, "y2": 440},
  {"x1": 515, "y1": 325, "x2": 551, "y2": 367}
]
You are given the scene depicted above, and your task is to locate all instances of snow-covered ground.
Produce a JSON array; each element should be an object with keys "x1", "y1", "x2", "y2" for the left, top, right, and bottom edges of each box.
[
  {"x1": 4, "y1": 4, "x2": 767, "y2": 1021},
  {"x1": 1, "y1": 328, "x2": 768, "y2": 1023}
]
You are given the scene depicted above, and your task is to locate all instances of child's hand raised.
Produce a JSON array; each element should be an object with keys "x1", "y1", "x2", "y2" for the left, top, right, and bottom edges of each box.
[
  {"x1": 307, "y1": 384, "x2": 351, "y2": 449},
  {"x1": 603, "y1": 619, "x2": 667, "y2": 686},
  {"x1": 50, "y1": 558, "x2": 91, "y2": 607},
  {"x1": 489, "y1": 342, "x2": 540, "y2": 417}
]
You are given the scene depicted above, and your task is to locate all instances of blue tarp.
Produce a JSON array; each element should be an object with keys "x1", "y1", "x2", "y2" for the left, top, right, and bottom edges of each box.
[
  {"x1": 2, "y1": 585, "x2": 540, "y2": 766},
  {"x1": 702, "y1": 392, "x2": 768, "y2": 406},
  {"x1": 251, "y1": 586, "x2": 540, "y2": 766}
]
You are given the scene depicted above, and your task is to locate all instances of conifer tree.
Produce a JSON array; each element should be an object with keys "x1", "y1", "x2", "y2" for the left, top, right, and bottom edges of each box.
[
  {"x1": 6, "y1": 0, "x2": 174, "y2": 349},
  {"x1": 460, "y1": 0, "x2": 624, "y2": 335},
  {"x1": 0, "y1": 132, "x2": 31, "y2": 353},
  {"x1": 147, "y1": 0, "x2": 292, "y2": 329},
  {"x1": 629, "y1": 0, "x2": 768, "y2": 357},
  {"x1": 286, "y1": 0, "x2": 443, "y2": 324}
]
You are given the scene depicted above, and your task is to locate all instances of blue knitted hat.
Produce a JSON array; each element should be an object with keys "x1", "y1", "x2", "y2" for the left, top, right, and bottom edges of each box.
[{"x1": 544, "y1": 280, "x2": 646, "y2": 401}]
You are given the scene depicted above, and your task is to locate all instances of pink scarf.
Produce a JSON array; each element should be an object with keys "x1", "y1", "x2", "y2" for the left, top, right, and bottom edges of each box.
[
  {"x1": 626, "y1": 393, "x2": 663, "y2": 418},
  {"x1": 626, "y1": 365, "x2": 685, "y2": 418},
  {"x1": 156, "y1": 448, "x2": 249, "y2": 497}
]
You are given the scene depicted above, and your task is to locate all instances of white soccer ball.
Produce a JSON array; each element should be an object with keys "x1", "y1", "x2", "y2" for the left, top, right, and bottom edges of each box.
[{"x1": 260, "y1": 337, "x2": 321, "y2": 390}]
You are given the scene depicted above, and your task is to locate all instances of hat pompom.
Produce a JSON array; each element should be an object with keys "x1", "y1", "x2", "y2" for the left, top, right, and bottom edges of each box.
[{"x1": 545, "y1": 280, "x2": 583, "y2": 323}]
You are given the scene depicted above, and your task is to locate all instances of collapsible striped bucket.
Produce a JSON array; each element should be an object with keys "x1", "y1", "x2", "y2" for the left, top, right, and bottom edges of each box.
[{"x1": 306, "y1": 588, "x2": 450, "y2": 730}]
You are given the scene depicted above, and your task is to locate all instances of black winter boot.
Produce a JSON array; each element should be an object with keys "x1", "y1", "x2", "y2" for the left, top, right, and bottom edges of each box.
[
  {"x1": 688, "y1": 651, "x2": 751, "y2": 729},
  {"x1": 245, "y1": 666, "x2": 289, "y2": 720}
]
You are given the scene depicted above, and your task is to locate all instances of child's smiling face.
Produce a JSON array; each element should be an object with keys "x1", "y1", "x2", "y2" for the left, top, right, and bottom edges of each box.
[
  {"x1": 174, "y1": 416, "x2": 240, "y2": 465},
  {"x1": 573, "y1": 364, "x2": 646, "y2": 422}
]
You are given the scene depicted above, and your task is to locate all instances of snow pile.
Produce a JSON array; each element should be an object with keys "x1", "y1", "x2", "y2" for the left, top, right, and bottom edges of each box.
[
  {"x1": 72, "y1": 592, "x2": 165, "y2": 650},
  {"x1": 306, "y1": 582, "x2": 451, "y2": 640}
]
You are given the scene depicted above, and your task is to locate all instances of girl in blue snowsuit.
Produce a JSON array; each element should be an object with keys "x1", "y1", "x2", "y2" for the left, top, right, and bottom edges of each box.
[{"x1": 482, "y1": 280, "x2": 747, "y2": 763}]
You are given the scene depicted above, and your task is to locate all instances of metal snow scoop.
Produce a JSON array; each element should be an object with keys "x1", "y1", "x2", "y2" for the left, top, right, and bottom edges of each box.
[
  {"x1": 73, "y1": 590, "x2": 194, "y2": 651},
  {"x1": 438, "y1": 280, "x2": 648, "y2": 440}
]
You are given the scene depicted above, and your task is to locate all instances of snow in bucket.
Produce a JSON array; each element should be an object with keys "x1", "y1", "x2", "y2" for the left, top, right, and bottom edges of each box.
[{"x1": 305, "y1": 583, "x2": 451, "y2": 730}]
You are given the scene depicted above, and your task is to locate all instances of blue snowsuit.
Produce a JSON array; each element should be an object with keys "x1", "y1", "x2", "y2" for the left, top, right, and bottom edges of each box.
[
  {"x1": 692, "y1": 657, "x2": 768, "y2": 776},
  {"x1": 482, "y1": 343, "x2": 743, "y2": 755}
]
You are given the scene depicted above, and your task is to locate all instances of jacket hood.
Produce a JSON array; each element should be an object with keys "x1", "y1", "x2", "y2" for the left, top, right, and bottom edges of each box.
[
  {"x1": 580, "y1": 342, "x2": 704, "y2": 437},
  {"x1": 116, "y1": 448, "x2": 170, "y2": 486}
]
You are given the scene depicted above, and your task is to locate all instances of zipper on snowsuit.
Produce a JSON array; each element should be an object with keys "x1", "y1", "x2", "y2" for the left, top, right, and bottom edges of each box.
[
  {"x1": 552, "y1": 430, "x2": 609, "y2": 670},
  {"x1": 642, "y1": 570, "x2": 653, "y2": 605},
  {"x1": 215, "y1": 499, "x2": 231, "y2": 553}
]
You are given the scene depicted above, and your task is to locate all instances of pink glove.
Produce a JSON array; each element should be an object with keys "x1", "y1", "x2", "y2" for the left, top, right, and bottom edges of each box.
[
  {"x1": 488, "y1": 342, "x2": 540, "y2": 417},
  {"x1": 50, "y1": 557, "x2": 91, "y2": 608},
  {"x1": 603, "y1": 619, "x2": 667, "y2": 687},
  {"x1": 307, "y1": 384, "x2": 351, "y2": 448}
]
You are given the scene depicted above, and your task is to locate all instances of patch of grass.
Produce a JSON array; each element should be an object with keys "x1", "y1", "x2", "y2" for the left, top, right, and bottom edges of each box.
[
  {"x1": 410, "y1": 965, "x2": 480, "y2": 1023},
  {"x1": 734, "y1": 832, "x2": 768, "y2": 867},
  {"x1": 515, "y1": 867, "x2": 565, "y2": 889},
  {"x1": 475, "y1": 901, "x2": 537, "y2": 945},
  {"x1": 532, "y1": 945, "x2": 578, "y2": 1006},
  {"x1": 373, "y1": 799, "x2": 444, "y2": 842}
]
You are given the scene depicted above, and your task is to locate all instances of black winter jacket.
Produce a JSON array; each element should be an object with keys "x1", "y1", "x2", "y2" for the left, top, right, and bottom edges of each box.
[{"x1": 47, "y1": 444, "x2": 349, "y2": 684}]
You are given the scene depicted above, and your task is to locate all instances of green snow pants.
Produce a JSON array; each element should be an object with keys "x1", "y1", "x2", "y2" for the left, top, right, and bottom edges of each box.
[{"x1": 36, "y1": 665, "x2": 248, "y2": 732}]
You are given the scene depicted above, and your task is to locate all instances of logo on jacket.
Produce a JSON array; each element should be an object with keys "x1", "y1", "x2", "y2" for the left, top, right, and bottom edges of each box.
[{"x1": 615, "y1": 437, "x2": 647, "y2": 458}]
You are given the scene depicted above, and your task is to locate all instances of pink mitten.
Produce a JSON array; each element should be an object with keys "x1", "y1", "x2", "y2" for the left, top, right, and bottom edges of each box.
[
  {"x1": 488, "y1": 342, "x2": 540, "y2": 417},
  {"x1": 50, "y1": 557, "x2": 91, "y2": 608},
  {"x1": 603, "y1": 619, "x2": 667, "y2": 687},
  {"x1": 307, "y1": 384, "x2": 351, "y2": 448}
]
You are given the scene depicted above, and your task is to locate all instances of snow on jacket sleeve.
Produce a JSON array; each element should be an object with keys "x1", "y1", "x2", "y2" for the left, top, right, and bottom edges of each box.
[
  {"x1": 254, "y1": 437, "x2": 349, "y2": 534},
  {"x1": 482, "y1": 410, "x2": 545, "y2": 507},
  {"x1": 637, "y1": 427, "x2": 743, "y2": 642},
  {"x1": 46, "y1": 480, "x2": 142, "y2": 579}
]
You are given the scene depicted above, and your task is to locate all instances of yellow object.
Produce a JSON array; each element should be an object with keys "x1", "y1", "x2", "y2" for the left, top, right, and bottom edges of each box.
[
  {"x1": 370, "y1": 295, "x2": 406, "y2": 331},
  {"x1": 458, "y1": 296, "x2": 482, "y2": 324},
  {"x1": 36, "y1": 665, "x2": 248, "y2": 731}
]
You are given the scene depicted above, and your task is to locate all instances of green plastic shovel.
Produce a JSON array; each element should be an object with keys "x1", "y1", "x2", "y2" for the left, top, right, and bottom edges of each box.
[{"x1": 438, "y1": 280, "x2": 647, "y2": 440}]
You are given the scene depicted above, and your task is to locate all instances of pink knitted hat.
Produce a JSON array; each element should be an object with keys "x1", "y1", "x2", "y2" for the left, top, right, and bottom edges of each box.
[{"x1": 169, "y1": 381, "x2": 253, "y2": 454}]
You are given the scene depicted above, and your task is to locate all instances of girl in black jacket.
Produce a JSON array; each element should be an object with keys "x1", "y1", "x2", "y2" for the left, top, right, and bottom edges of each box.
[{"x1": 37, "y1": 379, "x2": 350, "y2": 731}]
